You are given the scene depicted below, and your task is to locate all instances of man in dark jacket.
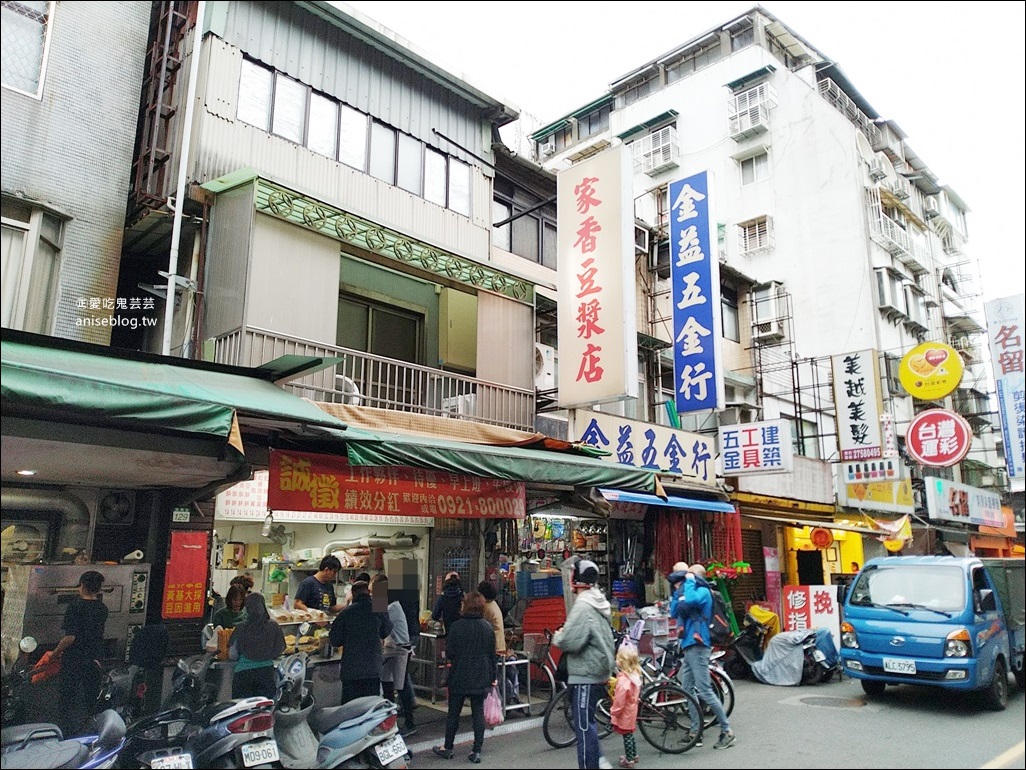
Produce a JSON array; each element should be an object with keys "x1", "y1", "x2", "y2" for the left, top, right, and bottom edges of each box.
[
  {"x1": 431, "y1": 571, "x2": 464, "y2": 633},
  {"x1": 329, "y1": 580, "x2": 392, "y2": 703}
]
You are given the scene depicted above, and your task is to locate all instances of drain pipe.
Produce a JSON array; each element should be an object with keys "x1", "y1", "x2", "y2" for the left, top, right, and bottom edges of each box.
[{"x1": 161, "y1": 0, "x2": 206, "y2": 356}]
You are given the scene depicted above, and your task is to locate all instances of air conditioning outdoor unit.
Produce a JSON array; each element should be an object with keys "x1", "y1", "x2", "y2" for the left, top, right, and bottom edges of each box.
[
  {"x1": 97, "y1": 490, "x2": 136, "y2": 526},
  {"x1": 868, "y1": 158, "x2": 888, "y2": 181},
  {"x1": 751, "y1": 319, "x2": 784, "y2": 341},
  {"x1": 887, "y1": 177, "x2": 911, "y2": 200},
  {"x1": 923, "y1": 197, "x2": 940, "y2": 219},
  {"x1": 539, "y1": 137, "x2": 556, "y2": 158},
  {"x1": 533, "y1": 343, "x2": 557, "y2": 391},
  {"x1": 441, "y1": 393, "x2": 477, "y2": 418}
]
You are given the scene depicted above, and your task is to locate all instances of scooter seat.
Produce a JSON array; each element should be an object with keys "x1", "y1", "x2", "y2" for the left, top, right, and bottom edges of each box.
[
  {"x1": 309, "y1": 696, "x2": 391, "y2": 735},
  {"x1": 1, "y1": 723, "x2": 62, "y2": 748},
  {"x1": 0, "y1": 738, "x2": 88, "y2": 769}
]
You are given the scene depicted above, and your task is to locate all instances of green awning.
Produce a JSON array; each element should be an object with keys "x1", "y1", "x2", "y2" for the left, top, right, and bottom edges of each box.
[
  {"x1": 338, "y1": 427, "x2": 665, "y2": 496},
  {"x1": 1, "y1": 331, "x2": 348, "y2": 452}
]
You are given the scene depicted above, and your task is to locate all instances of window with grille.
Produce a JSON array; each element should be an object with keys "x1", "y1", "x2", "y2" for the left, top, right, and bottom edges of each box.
[
  {"x1": 737, "y1": 216, "x2": 773, "y2": 254},
  {"x1": 1, "y1": 0, "x2": 53, "y2": 96}
]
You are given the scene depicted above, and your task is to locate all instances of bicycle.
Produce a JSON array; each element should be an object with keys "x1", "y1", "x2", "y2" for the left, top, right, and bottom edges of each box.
[{"x1": 645, "y1": 639, "x2": 735, "y2": 729}]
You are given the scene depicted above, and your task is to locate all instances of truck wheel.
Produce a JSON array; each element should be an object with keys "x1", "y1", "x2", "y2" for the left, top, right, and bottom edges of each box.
[
  {"x1": 1015, "y1": 668, "x2": 1025, "y2": 693},
  {"x1": 860, "y1": 680, "x2": 886, "y2": 698},
  {"x1": 982, "y1": 659, "x2": 1008, "y2": 711}
]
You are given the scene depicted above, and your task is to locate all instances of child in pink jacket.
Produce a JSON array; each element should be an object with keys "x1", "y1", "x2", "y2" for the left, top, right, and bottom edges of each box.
[{"x1": 611, "y1": 645, "x2": 642, "y2": 768}]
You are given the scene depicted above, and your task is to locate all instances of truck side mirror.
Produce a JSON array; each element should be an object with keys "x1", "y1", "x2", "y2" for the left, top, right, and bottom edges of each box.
[{"x1": 977, "y1": 588, "x2": 996, "y2": 613}]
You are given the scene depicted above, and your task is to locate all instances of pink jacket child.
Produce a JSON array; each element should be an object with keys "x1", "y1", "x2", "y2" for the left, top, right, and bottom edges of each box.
[{"x1": 610, "y1": 669, "x2": 641, "y2": 734}]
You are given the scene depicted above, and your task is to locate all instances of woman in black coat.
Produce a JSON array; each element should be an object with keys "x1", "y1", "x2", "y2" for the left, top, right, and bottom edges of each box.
[{"x1": 433, "y1": 591, "x2": 495, "y2": 764}]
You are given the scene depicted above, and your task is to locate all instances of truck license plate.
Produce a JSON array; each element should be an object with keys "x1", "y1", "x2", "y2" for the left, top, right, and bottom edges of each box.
[
  {"x1": 374, "y1": 734, "x2": 408, "y2": 765},
  {"x1": 150, "y1": 754, "x2": 194, "y2": 770},
  {"x1": 883, "y1": 657, "x2": 916, "y2": 675},
  {"x1": 241, "y1": 739, "x2": 280, "y2": 767}
]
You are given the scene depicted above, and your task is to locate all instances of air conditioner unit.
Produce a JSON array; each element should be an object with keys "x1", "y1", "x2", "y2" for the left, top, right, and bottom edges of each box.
[
  {"x1": 868, "y1": 158, "x2": 888, "y2": 181},
  {"x1": 886, "y1": 177, "x2": 911, "y2": 200},
  {"x1": 441, "y1": 393, "x2": 477, "y2": 418},
  {"x1": 533, "y1": 343, "x2": 556, "y2": 391},
  {"x1": 751, "y1": 319, "x2": 784, "y2": 341},
  {"x1": 923, "y1": 197, "x2": 940, "y2": 219},
  {"x1": 97, "y1": 490, "x2": 136, "y2": 526},
  {"x1": 539, "y1": 137, "x2": 556, "y2": 158},
  {"x1": 634, "y1": 225, "x2": 651, "y2": 256},
  {"x1": 718, "y1": 406, "x2": 754, "y2": 426}
]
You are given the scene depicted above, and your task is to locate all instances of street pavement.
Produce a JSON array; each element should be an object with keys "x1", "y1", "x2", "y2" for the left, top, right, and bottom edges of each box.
[{"x1": 401, "y1": 675, "x2": 1026, "y2": 769}]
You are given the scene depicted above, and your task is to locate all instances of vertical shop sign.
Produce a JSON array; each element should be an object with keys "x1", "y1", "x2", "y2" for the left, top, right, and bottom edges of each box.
[
  {"x1": 556, "y1": 145, "x2": 638, "y2": 407},
  {"x1": 162, "y1": 530, "x2": 209, "y2": 620},
  {"x1": 831, "y1": 349, "x2": 883, "y2": 461},
  {"x1": 669, "y1": 171, "x2": 723, "y2": 415},
  {"x1": 984, "y1": 294, "x2": 1025, "y2": 481},
  {"x1": 782, "y1": 584, "x2": 841, "y2": 654},
  {"x1": 718, "y1": 419, "x2": 793, "y2": 475}
]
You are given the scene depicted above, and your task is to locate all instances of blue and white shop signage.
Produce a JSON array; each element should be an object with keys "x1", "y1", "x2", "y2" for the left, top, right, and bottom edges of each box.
[
  {"x1": 575, "y1": 410, "x2": 717, "y2": 487},
  {"x1": 719, "y1": 419, "x2": 794, "y2": 476},
  {"x1": 669, "y1": 171, "x2": 723, "y2": 415}
]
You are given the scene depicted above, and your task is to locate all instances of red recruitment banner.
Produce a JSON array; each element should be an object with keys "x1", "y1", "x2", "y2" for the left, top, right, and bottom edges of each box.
[
  {"x1": 162, "y1": 530, "x2": 209, "y2": 620},
  {"x1": 267, "y1": 449, "x2": 526, "y2": 519}
]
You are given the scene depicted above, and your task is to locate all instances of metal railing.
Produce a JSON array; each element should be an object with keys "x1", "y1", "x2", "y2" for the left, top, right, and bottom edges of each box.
[{"x1": 212, "y1": 326, "x2": 536, "y2": 432}]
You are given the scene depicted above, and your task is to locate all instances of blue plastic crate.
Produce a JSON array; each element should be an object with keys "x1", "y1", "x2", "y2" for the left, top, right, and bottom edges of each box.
[{"x1": 516, "y1": 572, "x2": 563, "y2": 597}]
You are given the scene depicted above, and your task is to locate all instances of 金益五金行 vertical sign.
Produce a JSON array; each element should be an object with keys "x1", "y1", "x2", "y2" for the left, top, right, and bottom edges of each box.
[
  {"x1": 669, "y1": 171, "x2": 722, "y2": 415},
  {"x1": 556, "y1": 145, "x2": 638, "y2": 407}
]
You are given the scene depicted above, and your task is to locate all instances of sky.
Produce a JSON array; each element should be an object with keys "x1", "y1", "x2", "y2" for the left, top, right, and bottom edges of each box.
[{"x1": 339, "y1": 1, "x2": 1025, "y2": 305}]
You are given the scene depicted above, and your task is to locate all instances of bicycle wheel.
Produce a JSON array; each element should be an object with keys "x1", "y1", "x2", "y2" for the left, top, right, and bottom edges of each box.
[
  {"x1": 637, "y1": 682, "x2": 702, "y2": 754},
  {"x1": 527, "y1": 659, "x2": 557, "y2": 715},
  {"x1": 702, "y1": 669, "x2": 735, "y2": 729},
  {"x1": 542, "y1": 686, "x2": 576, "y2": 749},
  {"x1": 595, "y1": 695, "x2": 614, "y2": 739}
]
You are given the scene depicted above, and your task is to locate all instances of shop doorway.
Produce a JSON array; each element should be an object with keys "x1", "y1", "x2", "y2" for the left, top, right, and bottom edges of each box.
[{"x1": 797, "y1": 550, "x2": 825, "y2": 586}]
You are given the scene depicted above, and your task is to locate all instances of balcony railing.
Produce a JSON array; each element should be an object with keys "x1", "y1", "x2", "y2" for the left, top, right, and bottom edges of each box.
[
  {"x1": 868, "y1": 213, "x2": 931, "y2": 273},
  {"x1": 213, "y1": 326, "x2": 536, "y2": 432}
]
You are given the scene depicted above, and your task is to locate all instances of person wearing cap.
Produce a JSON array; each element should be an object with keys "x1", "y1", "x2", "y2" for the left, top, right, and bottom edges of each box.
[
  {"x1": 552, "y1": 560, "x2": 616, "y2": 770},
  {"x1": 431, "y1": 571, "x2": 465, "y2": 634},
  {"x1": 52, "y1": 570, "x2": 109, "y2": 734},
  {"x1": 671, "y1": 563, "x2": 736, "y2": 750}
]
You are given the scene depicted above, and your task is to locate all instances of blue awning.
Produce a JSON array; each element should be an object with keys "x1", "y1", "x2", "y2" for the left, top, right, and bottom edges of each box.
[{"x1": 600, "y1": 488, "x2": 735, "y2": 513}]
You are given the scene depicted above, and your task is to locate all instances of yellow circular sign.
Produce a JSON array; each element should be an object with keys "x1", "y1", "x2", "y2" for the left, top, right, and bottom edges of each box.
[{"x1": 898, "y1": 341, "x2": 964, "y2": 400}]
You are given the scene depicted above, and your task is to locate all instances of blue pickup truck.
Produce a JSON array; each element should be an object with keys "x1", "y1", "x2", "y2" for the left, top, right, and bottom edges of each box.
[{"x1": 840, "y1": 555, "x2": 1025, "y2": 710}]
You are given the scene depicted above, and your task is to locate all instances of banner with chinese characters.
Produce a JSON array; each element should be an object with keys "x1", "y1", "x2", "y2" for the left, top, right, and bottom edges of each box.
[
  {"x1": 556, "y1": 145, "x2": 638, "y2": 408},
  {"x1": 162, "y1": 530, "x2": 209, "y2": 620},
  {"x1": 669, "y1": 171, "x2": 723, "y2": 415},
  {"x1": 782, "y1": 584, "x2": 841, "y2": 655},
  {"x1": 831, "y1": 349, "x2": 884, "y2": 461},
  {"x1": 924, "y1": 477, "x2": 1004, "y2": 527},
  {"x1": 984, "y1": 294, "x2": 1025, "y2": 481},
  {"x1": 215, "y1": 470, "x2": 434, "y2": 526},
  {"x1": 574, "y1": 410, "x2": 717, "y2": 486},
  {"x1": 267, "y1": 449, "x2": 525, "y2": 519},
  {"x1": 718, "y1": 419, "x2": 793, "y2": 475}
]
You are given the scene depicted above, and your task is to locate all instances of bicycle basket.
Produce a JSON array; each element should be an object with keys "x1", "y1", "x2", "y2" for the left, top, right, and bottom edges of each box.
[{"x1": 522, "y1": 633, "x2": 548, "y2": 664}]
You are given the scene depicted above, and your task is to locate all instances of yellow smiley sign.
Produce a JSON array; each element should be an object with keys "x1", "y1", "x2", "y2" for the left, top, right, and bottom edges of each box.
[{"x1": 898, "y1": 341, "x2": 964, "y2": 400}]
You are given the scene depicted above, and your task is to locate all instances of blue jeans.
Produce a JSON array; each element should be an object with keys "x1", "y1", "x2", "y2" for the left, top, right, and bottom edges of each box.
[
  {"x1": 678, "y1": 644, "x2": 729, "y2": 734},
  {"x1": 570, "y1": 683, "x2": 605, "y2": 769}
]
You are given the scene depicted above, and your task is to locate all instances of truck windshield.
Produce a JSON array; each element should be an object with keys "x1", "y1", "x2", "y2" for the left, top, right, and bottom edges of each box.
[{"x1": 849, "y1": 565, "x2": 966, "y2": 613}]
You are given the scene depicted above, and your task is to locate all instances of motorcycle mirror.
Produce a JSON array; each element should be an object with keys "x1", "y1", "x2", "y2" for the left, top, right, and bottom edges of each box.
[{"x1": 19, "y1": 637, "x2": 38, "y2": 654}]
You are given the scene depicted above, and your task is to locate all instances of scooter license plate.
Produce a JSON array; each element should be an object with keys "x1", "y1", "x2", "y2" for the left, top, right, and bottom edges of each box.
[
  {"x1": 149, "y1": 754, "x2": 194, "y2": 770},
  {"x1": 883, "y1": 657, "x2": 916, "y2": 675},
  {"x1": 240, "y1": 739, "x2": 280, "y2": 767},
  {"x1": 374, "y1": 734, "x2": 408, "y2": 765},
  {"x1": 812, "y1": 649, "x2": 826, "y2": 663}
]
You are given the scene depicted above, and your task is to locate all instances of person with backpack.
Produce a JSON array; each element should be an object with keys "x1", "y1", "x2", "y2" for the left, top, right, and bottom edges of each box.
[{"x1": 669, "y1": 562, "x2": 736, "y2": 750}]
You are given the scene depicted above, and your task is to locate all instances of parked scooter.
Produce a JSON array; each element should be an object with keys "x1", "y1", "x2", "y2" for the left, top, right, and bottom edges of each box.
[
  {"x1": 96, "y1": 625, "x2": 171, "y2": 725},
  {"x1": 0, "y1": 709, "x2": 127, "y2": 769},
  {"x1": 273, "y1": 647, "x2": 408, "y2": 769},
  {"x1": 744, "y1": 627, "x2": 841, "y2": 687},
  {"x1": 1, "y1": 637, "x2": 43, "y2": 729},
  {"x1": 726, "y1": 611, "x2": 773, "y2": 680}
]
